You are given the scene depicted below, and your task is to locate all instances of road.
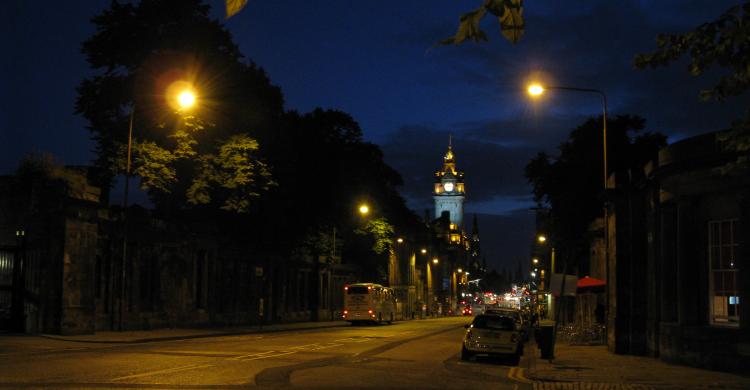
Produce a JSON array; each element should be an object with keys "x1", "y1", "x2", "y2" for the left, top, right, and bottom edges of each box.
[{"x1": 0, "y1": 317, "x2": 532, "y2": 389}]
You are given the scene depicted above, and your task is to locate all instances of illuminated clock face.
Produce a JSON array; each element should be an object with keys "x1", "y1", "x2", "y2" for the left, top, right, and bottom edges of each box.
[{"x1": 444, "y1": 182, "x2": 454, "y2": 192}]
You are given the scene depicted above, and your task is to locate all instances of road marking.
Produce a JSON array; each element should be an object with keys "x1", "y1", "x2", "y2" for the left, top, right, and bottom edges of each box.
[
  {"x1": 231, "y1": 350, "x2": 277, "y2": 360},
  {"x1": 153, "y1": 350, "x2": 250, "y2": 356},
  {"x1": 508, "y1": 367, "x2": 532, "y2": 384},
  {"x1": 287, "y1": 343, "x2": 323, "y2": 350},
  {"x1": 236, "y1": 351, "x2": 297, "y2": 361},
  {"x1": 112, "y1": 363, "x2": 214, "y2": 381}
]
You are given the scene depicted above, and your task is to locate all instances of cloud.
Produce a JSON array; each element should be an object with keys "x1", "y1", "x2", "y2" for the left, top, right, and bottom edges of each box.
[{"x1": 381, "y1": 124, "x2": 543, "y2": 210}]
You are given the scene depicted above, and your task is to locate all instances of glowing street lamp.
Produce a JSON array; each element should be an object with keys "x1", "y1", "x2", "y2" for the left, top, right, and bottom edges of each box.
[
  {"x1": 120, "y1": 81, "x2": 199, "y2": 331},
  {"x1": 528, "y1": 81, "x2": 611, "y2": 328},
  {"x1": 432, "y1": 258, "x2": 439, "y2": 264},
  {"x1": 177, "y1": 90, "x2": 196, "y2": 109},
  {"x1": 527, "y1": 84, "x2": 544, "y2": 96},
  {"x1": 457, "y1": 268, "x2": 463, "y2": 273},
  {"x1": 396, "y1": 237, "x2": 404, "y2": 244},
  {"x1": 532, "y1": 258, "x2": 539, "y2": 264},
  {"x1": 358, "y1": 204, "x2": 370, "y2": 215},
  {"x1": 421, "y1": 248, "x2": 427, "y2": 254},
  {"x1": 537, "y1": 235, "x2": 547, "y2": 243}
]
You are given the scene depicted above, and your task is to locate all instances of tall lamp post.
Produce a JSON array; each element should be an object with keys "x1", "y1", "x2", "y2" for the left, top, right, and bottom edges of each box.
[
  {"x1": 429, "y1": 257, "x2": 438, "y2": 316},
  {"x1": 527, "y1": 83, "x2": 609, "y2": 337},
  {"x1": 119, "y1": 86, "x2": 197, "y2": 331}
]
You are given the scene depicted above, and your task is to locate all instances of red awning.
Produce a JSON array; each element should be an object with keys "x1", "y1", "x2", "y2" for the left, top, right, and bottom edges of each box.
[{"x1": 577, "y1": 276, "x2": 606, "y2": 289}]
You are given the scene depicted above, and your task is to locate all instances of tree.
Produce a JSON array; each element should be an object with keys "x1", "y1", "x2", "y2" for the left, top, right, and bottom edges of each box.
[
  {"x1": 76, "y1": 1, "x2": 421, "y2": 281},
  {"x1": 441, "y1": 0, "x2": 524, "y2": 46},
  {"x1": 76, "y1": 0, "x2": 282, "y2": 212},
  {"x1": 249, "y1": 107, "x2": 419, "y2": 265},
  {"x1": 634, "y1": 3, "x2": 749, "y2": 171},
  {"x1": 524, "y1": 115, "x2": 666, "y2": 271}
]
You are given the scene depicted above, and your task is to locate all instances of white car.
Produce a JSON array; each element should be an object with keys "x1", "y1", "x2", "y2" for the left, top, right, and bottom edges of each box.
[
  {"x1": 461, "y1": 314, "x2": 523, "y2": 364},
  {"x1": 484, "y1": 308, "x2": 528, "y2": 341}
]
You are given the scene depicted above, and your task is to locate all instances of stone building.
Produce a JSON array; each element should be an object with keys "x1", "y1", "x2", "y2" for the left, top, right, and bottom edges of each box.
[
  {"x1": 607, "y1": 130, "x2": 749, "y2": 371},
  {"x1": 0, "y1": 164, "x2": 360, "y2": 334}
]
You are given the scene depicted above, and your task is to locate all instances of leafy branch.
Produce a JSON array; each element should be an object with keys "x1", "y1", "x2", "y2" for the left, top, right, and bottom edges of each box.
[{"x1": 440, "y1": 0, "x2": 524, "y2": 46}]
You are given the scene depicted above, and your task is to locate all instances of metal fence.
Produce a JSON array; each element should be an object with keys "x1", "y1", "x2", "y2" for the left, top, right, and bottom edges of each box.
[{"x1": 556, "y1": 323, "x2": 606, "y2": 345}]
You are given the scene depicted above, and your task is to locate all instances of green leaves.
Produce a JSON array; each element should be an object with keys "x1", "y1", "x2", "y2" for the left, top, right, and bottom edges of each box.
[
  {"x1": 355, "y1": 217, "x2": 395, "y2": 255},
  {"x1": 187, "y1": 134, "x2": 276, "y2": 212},
  {"x1": 635, "y1": 4, "x2": 750, "y2": 174},
  {"x1": 498, "y1": 0, "x2": 524, "y2": 43},
  {"x1": 441, "y1": 0, "x2": 524, "y2": 46},
  {"x1": 132, "y1": 141, "x2": 178, "y2": 192},
  {"x1": 440, "y1": 6, "x2": 488, "y2": 45},
  {"x1": 634, "y1": 4, "x2": 750, "y2": 102}
]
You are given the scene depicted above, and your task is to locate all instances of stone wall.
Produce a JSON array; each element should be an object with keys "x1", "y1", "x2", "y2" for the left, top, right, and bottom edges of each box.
[{"x1": 610, "y1": 130, "x2": 750, "y2": 372}]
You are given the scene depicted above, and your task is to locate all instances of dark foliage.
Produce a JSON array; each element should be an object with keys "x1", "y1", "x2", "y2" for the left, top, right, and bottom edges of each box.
[
  {"x1": 524, "y1": 115, "x2": 666, "y2": 271},
  {"x1": 76, "y1": 0, "x2": 418, "y2": 273}
]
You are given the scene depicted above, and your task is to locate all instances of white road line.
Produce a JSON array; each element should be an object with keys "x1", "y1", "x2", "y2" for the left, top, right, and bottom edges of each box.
[
  {"x1": 287, "y1": 343, "x2": 322, "y2": 350},
  {"x1": 235, "y1": 350, "x2": 297, "y2": 361},
  {"x1": 231, "y1": 350, "x2": 277, "y2": 360},
  {"x1": 308, "y1": 343, "x2": 343, "y2": 350},
  {"x1": 153, "y1": 350, "x2": 249, "y2": 356},
  {"x1": 112, "y1": 363, "x2": 214, "y2": 381}
]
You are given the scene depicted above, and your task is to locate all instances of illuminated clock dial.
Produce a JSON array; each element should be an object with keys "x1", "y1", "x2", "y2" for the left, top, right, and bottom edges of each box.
[{"x1": 444, "y1": 182, "x2": 454, "y2": 192}]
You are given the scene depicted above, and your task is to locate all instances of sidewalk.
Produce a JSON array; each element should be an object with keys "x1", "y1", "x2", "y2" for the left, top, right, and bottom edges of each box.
[
  {"x1": 525, "y1": 340, "x2": 750, "y2": 389},
  {"x1": 0, "y1": 320, "x2": 348, "y2": 347}
]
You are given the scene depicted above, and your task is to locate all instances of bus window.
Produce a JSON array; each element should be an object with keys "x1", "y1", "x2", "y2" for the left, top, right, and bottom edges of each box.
[{"x1": 347, "y1": 286, "x2": 370, "y2": 294}]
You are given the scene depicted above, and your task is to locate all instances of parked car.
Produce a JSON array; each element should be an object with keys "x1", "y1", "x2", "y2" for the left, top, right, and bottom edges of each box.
[
  {"x1": 484, "y1": 307, "x2": 528, "y2": 341},
  {"x1": 461, "y1": 314, "x2": 523, "y2": 364},
  {"x1": 470, "y1": 303, "x2": 485, "y2": 315}
]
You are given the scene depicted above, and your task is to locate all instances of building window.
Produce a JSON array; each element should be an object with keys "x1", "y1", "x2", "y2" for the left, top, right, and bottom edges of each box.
[{"x1": 708, "y1": 219, "x2": 740, "y2": 326}]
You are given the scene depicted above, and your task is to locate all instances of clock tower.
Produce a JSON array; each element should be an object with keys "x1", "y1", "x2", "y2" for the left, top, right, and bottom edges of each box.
[{"x1": 434, "y1": 137, "x2": 465, "y2": 227}]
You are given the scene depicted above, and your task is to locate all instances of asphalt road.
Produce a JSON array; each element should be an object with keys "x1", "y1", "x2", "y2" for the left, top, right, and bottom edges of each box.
[{"x1": 0, "y1": 317, "x2": 532, "y2": 389}]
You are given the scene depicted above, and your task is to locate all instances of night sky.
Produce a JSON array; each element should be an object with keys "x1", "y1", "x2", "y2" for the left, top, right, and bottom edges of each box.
[{"x1": 2, "y1": 1, "x2": 748, "y2": 273}]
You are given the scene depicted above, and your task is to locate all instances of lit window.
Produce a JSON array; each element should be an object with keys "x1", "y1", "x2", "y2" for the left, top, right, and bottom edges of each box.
[{"x1": 708, "y1": 219, "x2": 740, "y2": 326}]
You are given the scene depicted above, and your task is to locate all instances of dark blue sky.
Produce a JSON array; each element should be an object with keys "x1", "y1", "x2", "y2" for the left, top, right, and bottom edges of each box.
[{"x1": 2, "y1": 1, "x2": 748, "y2": 272}]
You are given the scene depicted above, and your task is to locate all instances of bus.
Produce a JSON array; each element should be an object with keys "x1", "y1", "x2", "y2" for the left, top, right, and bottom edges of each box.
[{"x1": 343, "y1": 283, "x2": 396, "y2": 325}]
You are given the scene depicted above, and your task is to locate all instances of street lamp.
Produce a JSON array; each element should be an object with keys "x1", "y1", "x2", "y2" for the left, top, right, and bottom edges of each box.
[
  {"x1": 421, "y1": 248, "x2": 427, "y2": 254},
  {"x1": 528, "y1": 81, "x2": 610, "y2": 335},
  {"x1": 358, "y1": 203, "x2": 370, "y2": 216},
  {"x1": 432, "y1": 258, "x2": 439, "y2": 264},
  {"x1": 532, "y1": 258, "x2": 539, "y2": 264},
  {"x1": 177, "y1": 90, "x2": 196, "y2": 109},
  {"x1": 396, "y1": 237, "x2": 404, "y2": 244},
  {"x1": 537, "y1": 234, "x2": 547, "y2": 243},
  {"x1": 120, "y1": 83, "x2": 197, "y2": 331}
]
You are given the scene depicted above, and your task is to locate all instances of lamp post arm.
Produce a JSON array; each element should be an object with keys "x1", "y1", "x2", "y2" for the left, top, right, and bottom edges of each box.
[
  {"x1": 540, "y1": 85, "x2": 610, "y2": 341},
  {"x1": 123, "y1": 109, "x2": 134, "y2": 208},
  {"x1": 546, "y1": 86, "x2": 608, "y2": 188}
]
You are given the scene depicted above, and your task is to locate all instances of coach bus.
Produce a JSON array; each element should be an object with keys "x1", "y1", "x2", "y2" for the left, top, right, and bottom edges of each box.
[{"x1": 343, "y1": 283, "x2": 396, "y2": 325}]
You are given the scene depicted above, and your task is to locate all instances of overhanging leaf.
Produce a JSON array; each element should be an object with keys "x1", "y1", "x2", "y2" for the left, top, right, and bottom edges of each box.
[
  {"x1": 499, "y1": 0, "x2": 524, "y2": 44},
  {"x1": 440, "y1": 6, "x2": 488, "y2": 45}
]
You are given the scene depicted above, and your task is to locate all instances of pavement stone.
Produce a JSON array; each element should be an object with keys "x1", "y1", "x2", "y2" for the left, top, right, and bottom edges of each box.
[{"x1": 526, "y1": 339, "x2": 750, "y2": 389}]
